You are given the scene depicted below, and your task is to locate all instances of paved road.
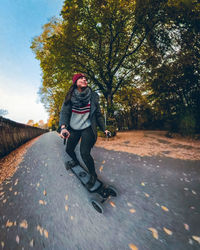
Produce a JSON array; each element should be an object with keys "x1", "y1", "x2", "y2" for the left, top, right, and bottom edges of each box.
[{"x1": 0, "y1": 132, "x2": 200, "y2": 250}]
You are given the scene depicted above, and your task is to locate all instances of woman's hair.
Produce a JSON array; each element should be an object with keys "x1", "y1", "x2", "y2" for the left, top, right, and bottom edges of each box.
[{"x1": 64, "y1": 83, "x2": 77, "y2": 105}]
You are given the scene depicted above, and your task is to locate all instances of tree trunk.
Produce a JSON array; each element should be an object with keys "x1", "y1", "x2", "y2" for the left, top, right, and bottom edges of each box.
[{"x1": 106, "y1": 93, "x2": 114, "y2": 118}]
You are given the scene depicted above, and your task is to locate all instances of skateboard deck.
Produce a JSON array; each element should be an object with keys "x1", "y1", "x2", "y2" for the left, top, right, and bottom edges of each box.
[{"x1": 65, "y1": 162, "x2": 118, "y2": 213}]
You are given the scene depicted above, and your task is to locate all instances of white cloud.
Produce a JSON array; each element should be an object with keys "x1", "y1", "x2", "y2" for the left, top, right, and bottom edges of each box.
[{"x1": 0, "y1": 75, "x2": 48, "y2": 124}]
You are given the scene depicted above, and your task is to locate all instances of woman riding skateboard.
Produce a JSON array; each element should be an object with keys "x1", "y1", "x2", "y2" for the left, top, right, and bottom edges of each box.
[{"x1": 59, "y1": 73, "x2": 110, "y2": 189}]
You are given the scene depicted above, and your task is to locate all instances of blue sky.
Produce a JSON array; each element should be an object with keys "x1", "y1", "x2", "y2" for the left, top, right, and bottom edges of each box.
[{"x1": 0, "y1": 0, "x2": 64, "y2": 124}]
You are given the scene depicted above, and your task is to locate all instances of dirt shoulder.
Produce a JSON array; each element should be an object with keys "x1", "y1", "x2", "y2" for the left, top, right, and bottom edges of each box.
[{"x1": 96, "y1": 130, "x2": 200, "y2": 161}]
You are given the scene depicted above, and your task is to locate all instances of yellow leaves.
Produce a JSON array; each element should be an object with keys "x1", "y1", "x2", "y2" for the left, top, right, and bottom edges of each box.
[
  {"x1": 148, "y1": 228, "x2": 159, "y2": 239},
  {"x1": 129, "y1": 243, "x2": 138, "y2": 250},
  {"x1": 65, "y1": 205, "x2": 69, "y2": 212},
  {"x1": 192, "y1": 236, "x2": 200, "y2": 244},
  {"x1": 109, "y1": 201, "x2": 116, "y2": 207},
  {"x1": 37, "y1": 225, "x2": 48, "y2": 238},
  {"x1": 37, "y1": 225, "x2": 43, "y2": 236},
  {"x1": 163, "y1": 227, "x2": 173, "y2": 235},
  {"x1": 141, "y1": 182, "x2": 145, "y2": 186},
  {"x1": 14, "y1": 179, "x2": 18, "y2": 186},
  {"x1": 102, "y1": 160, "x2": 105, "y2": 164},
  {"x1": 6, "y1": 220, "x2": 13, "y2": 227},
  {"x1": 184, "y1": 223, "x2": 189, "y2": 231},
  {"x1": 161, "y1": 206, "x2": 169, "y2": 212},
  {"x1": 30, "y1": 239, "x2": 34, "y2": 247},
  {"x1": 129, "y1": 209, "x2": 136, "y2": 213},
  {"x1": 39, "y1": 200, "x2": 47, "y2": 205},
  {"x1": 43, "y1": 190, "x2": 47, "y2": 196},
  {"x1": 99, "y1": 166, "x2": 104, "y2": 172},
  {"x1": 20, "y1": 220, "x2": 28, "y2": 229},
  {"x1": 144, "y1": 193, "x2": 150, "y2": 198},
  {"x1": 1, "y1": 241, "x2": 4, "y2": 248},
  {"x1": 16, "y1": 235, "x2": 20, "y2": 244},
  {"x1": 44, "y1": 230, "x2": 49, "y2": 238}
]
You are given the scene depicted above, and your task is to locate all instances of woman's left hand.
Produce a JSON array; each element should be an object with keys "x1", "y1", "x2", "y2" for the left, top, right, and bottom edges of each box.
[{"x1": 105, "y1": 130, "x2": 111, "y2": 137}]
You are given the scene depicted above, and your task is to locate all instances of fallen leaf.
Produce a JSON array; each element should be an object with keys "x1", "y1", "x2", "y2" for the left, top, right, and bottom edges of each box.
[
  {"x1": 163, "y1": 227, "x2": 173, "y2": 235},
  {"x1": 129, "y1": 209, "x2": 136, "y2": 213},
  {"x1": 127, "y1": 202, "x2": 133, "y2": 207},
  {"x1": 102, "y1": 160, "x2": 105, "y2": 164},
  {"x1": 70, "y1": 216, "x2": 74, "y2": 220},
  {"x1": 65, "y1": 205, "x2": 68, "y2": 212},
  {"x1": 141, "y1": 182, "x2": 145, "y2": 186},
  {"x1": 44, "y1": 230, "x2": 48, "y2": 238},
  {"x1": 148, "y1": 228, "x2": 159, "y2": 239},
  {"x1": 14, "y1": 179, "x2": 18, "y2": 186},
  {"x1": 109, "y1": 201, "x2": 116, "y2": 207},
  {"x1": 1, "y1": 241, "x2": 5, "y2": 248},
  {"x1": 16, "y1": 235, "x2": 20, "y2": 244},
  {"x1": 65, "y1": 195, "x2": 68, "y2": 200},
  {"x1": 192, "y1": 190, "x2": 197, "y2": 195},
  {"x1": 0, "y1": 192, "x2": 4, "y2": 196},
  {"x1": 43, "y1": 190, "x2": 47, "y2": 196},
  {"x1": 99, "y1": 166, "x2": 104, "y2": 172},
  {"x1": 6, "y1": 220, "x2": 13, "y2": 227},
  {"x1": 9, "y1": 187, "x2": 12, "y2": 191},
  {"x1": 14, "y1": 221, "x2": 17, "y2": 226},
  {"x1": 192, "y1": 236, "x2": 200, "y2": 244},
  {"x1": 144, "y1": 193, "x2": 150, "y2": 197},
  {"x1": 39, "y1": 200, "x2": 46, "y2": 205},
  {"x1": 30, "y1": 239, "x2": 34, "y2": 247},
  {"x1": 3, "y1": 199, "x2": 6, "y2": 203},
  {"x1": 37, "y1": 225, "x2": 43, "y2": 236},
  {"x1": 20, "y1": 220, "x2": 28, "y2": 229},
  {"x1": 161, "y1": 206, "x2": 169, "y2": 212},
  {"x1": 14, "y1": 192, "x2": 17, "y2": 195},
  {"x1": 184, "y1": 223, "x2": 189, "y2": 231},
  {"x1": 129, "y1": 243, "x2": 138, "y2": 250},
  {"x1": 37, "y1": 183, "x2": 40, "y2": 187}
]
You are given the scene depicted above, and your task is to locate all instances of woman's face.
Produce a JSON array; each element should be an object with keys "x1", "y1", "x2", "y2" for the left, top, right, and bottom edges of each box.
[{"x1": 76, "y1": 76, "x2": 88, "y2": 90}]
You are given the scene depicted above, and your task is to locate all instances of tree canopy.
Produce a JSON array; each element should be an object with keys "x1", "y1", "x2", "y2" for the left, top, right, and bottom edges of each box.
[{"x1": 31, "y1": 0, "x2": 200, "y2": 134}]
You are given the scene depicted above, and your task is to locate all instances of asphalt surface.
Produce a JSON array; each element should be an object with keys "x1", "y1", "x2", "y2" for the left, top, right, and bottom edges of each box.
[{"x1": 0, "y1": 131, "x2": 200, "y2": 250}]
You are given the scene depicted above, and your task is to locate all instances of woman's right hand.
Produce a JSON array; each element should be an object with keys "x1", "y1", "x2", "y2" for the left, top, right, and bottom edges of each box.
[{"x1": 60, "y1": 128, "x2": 70, "y2": 139}]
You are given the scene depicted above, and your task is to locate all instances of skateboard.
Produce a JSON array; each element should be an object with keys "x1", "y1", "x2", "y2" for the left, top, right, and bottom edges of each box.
[{"x1": 65, "y1": 161, "x2": 118, "y2": 213}]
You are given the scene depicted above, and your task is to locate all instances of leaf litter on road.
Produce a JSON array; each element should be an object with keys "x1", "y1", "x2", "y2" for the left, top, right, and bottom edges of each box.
[
  {"x1": 16, "y1": 235, "x2": 20, "y2": 244},
  {"x1": 192, "y1": 236, "x2": 200, "y2": 244},
  {"x1": 163, "y1": 227, "x2": 173, "y2": 235},
  {"x1": 148, "y1": 228, "x2": 159, "y2": 239},
  {"x1": 184, "y1": 223, "x2": 189, "y2": 231},
  {"x1": 129, "y1": 243, "x2": 138, "y2": 250},
  {"x1": 20, "y1": 220, "x2": 28, "y2": 229},
  {"x1": 161, "y1": 206, "x2": 169, "y2": 212}
]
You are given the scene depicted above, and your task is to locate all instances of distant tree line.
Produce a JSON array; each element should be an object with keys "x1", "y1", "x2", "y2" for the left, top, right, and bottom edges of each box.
[{"x1": 31, "y1": 0, "x2": 200, "y2": 135}]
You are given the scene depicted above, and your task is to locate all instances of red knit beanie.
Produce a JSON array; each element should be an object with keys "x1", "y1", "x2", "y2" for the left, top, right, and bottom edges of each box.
[{"x1": 72, "y1": 73, "x2": 86, "y2": 84}]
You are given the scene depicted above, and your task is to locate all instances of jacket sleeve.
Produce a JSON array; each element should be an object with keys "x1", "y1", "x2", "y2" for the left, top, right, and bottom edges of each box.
[
  {"x1": 57, "y1": 102, "x2": 72, "y2": 133},
  {"x1": 95, "y1": 95, "x2": 106, "y2": 132}
]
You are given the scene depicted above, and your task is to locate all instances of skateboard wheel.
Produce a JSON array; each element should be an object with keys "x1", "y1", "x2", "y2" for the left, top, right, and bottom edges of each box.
[
  {"x1": 107, "y1": 186, "x2": 118, "y2": 197},
  {"x1": 91, "y1": 200, "x2": 104, "y2": 214}
]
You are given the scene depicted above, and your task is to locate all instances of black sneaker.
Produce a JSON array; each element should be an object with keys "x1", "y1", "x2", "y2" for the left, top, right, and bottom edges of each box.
[
  {"x1": 86, "y1": 174, "x2": 97, "y2": 189},
  {"x1": 65, "y1": 160, "x2": 78, "y2": 170}
]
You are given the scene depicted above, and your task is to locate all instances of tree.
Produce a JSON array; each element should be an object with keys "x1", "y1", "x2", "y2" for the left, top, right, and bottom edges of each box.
[
  {"x1": 31, "y1": 0, "x2": 167, "y2": 119},
  {"x1": 27, "y1": 120, "x2": 34, "y2": 126}
]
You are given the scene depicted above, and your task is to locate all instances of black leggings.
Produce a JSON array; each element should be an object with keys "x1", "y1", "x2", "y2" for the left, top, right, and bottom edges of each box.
[{"x1": 66, "y1": 126, "x2": 96, "y2": 176}]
